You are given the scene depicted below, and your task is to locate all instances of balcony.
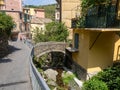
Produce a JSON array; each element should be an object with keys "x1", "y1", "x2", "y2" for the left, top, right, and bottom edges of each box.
[{"x1": 71, "y1": 4, "x2": 120, "y2": 28}]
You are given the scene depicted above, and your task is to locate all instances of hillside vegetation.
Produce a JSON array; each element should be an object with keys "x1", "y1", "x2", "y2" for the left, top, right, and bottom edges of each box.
[{"x1": 25, "y1": 4, "x2": 56, "y2": 20}]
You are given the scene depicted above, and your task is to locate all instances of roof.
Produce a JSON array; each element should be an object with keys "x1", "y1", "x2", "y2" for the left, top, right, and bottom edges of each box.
[
  {"x1": 23, "y1": 8, "x2": 30, "y2": 10},
  {"x1": 40, "y1": 18, "x2": 52, "y2": 24},
  {"x1": 76, "y1": 28, "x2": 120, "y2": 32},
  {"x1": 31, "y1": 17, "x2": 52, "y2": 24},
  {"x1": 34, "y1": 9, "x2": 44, "y2": 11}
]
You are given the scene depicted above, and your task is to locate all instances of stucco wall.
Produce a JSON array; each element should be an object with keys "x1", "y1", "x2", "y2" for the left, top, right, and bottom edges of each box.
[
  {"x1": 6, "y1": 12, "x2": 22, "y2": 33},
  {"x1": 72, "y1": 29, "x2": 117, "y2": 76},
  {"x1": 72, "y1": 29, "x2": 89, "y2": 69},
  {"x1": 29, "y1": 8, "x2": 35, "y2": 16},
  {"x1": 88, "y1": 32, "x2": 115, "y2": 73},
  {"x1": 5, "y1": 0, "x2": 22, "y2": 11},
  {"x1": 31, "y1": 24, "x2": 45, "y2": 39},
  {"x1": 25, "y1": 8, "x2": 45, "y2": 18},
  {"x1": 35, "y1": 10, "x2": 45, "y2": 18},
  {"x1": 113, "y1": 34, "x2": 120, "y2": 61},
  {"x1": 61, "y1": 0, "x2": 81, "y2": 39}
]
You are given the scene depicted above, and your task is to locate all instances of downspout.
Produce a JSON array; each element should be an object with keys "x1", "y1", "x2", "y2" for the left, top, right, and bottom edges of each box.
[{"x1": 89, "y1": 32, "x2": 102, "y2": 50}]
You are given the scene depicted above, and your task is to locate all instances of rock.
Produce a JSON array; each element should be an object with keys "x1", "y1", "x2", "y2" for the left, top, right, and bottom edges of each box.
[{"x1": 44, "y1": 69, "x2": 58, "y2": 86}]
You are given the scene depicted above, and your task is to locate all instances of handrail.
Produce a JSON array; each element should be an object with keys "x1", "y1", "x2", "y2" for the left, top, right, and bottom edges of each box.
[{"x1": 24, "y1": 39, "x2": 50, "y2": 90}]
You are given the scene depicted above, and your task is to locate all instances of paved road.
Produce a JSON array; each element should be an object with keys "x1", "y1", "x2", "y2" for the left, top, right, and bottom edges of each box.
[{"x1": 0, "y1": 41, "x2": 32, "y2": 90}]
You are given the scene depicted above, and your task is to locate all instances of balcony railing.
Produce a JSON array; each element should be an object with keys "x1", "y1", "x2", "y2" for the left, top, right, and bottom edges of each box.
[{"x1": 71, "y1": 4, "x2": 120, "y2": 28}]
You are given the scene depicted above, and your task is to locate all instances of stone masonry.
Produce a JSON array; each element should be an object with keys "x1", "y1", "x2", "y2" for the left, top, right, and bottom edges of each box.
[{"x1": 34, "y1": 42, "x2": 67, "y2": 57}]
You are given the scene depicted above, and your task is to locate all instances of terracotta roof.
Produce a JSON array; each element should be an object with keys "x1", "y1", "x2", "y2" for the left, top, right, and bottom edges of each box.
[
  {"x1": 34, "y1": 9, "x2": 44, "y2": 11},
  {"x1": 40, "y1": 18, "x2": 52, "y2": 24},
  {"x1": 31, "y1": 17, "x2": 52, "y2": 24}
]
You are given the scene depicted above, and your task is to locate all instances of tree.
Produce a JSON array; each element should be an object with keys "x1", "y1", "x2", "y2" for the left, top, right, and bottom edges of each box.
[
  {"x1": 0, "y1": 12, "x2": 15, "y2": 37},
  {"x1": 0, "y1": 12, "x2": 15, "y2": 57},
  {"x1": 45, "y1": 22, "x2": 69, "y2": 42},
  {"x1": 33, "y1": 22, "x2": 69, "y2": 43},
  {"x1": 33, "y1": 27, "x2": 48, "y2": 43}
]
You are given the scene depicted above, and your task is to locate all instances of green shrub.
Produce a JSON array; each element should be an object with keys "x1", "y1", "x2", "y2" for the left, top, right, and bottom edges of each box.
[
  {"x1": 82, "y1": 79, "x2": 108, "y2": 90},
  {"x1": 91, "y1": 63, "x2": 120, "y2": 90},
  {"x1": 62, "y1": 72, "x2": 75, "y2": 85},
  {"x1": 33, "y1": 22, "x2": 69, "y2": 43}
]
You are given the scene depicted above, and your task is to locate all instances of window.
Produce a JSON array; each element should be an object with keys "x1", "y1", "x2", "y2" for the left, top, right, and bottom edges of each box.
[
  {"x1": 74, "y1": 33, "x2": 79, "y2": 49},
  {"x1": 19, "y1": 13, "x2": 22, "y2": 19}
]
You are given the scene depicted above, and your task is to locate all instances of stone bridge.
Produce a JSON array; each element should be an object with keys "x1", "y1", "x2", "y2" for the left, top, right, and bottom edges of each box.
[{"x1": 34, "y1": 42, "x2": 67, "y2": 57}]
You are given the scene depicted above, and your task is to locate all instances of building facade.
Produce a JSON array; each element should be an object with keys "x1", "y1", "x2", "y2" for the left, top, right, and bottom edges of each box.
[
  {"x1": 56, "y1": 0, "x2": 81, "y2": 39},
  {"x1": 5, "y1": 0, "x2": 22, "y2": 11},
  {"x1": 23, "y1": 8, "x2": 45, "y2": 18},
  {"x1": 0, "y1": 0, "x2": 28, "y2": 40},
  {"x1": 23, "y1": 7, "x2": 52, "y2": 40},
  {"x1": 64, "y1": 0, "x2": 120, "y2": 80},
  {"x1": 0, "y1": 0, "x2": 5, "y2": 10}
]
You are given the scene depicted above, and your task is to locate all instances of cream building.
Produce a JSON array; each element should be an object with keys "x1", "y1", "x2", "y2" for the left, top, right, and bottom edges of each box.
[
  {"x1": 30, "y1": 17, "x2": 52, "y2": 39},
  {"x1": 56, "y1": 0, "x2": 81, "y2": 39}
]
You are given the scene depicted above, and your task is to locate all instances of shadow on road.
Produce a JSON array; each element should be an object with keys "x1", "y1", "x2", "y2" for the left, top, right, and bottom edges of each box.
[
  {"x1": 8, "y1": 45, "x2": 21, "y2": 54},
  {"x1": 0, "y1": 80, "x2": 28, "y2": 87},
  {"x1": 0, "y1": 45, "x2": 21, "y2": 59},
  {"x1": 0, "y1": 58, "x2": 12, "y2": 63}
]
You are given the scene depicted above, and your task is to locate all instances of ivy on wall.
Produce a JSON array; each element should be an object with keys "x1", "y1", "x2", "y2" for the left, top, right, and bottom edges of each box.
[
  {"x1": 81, "y1": 0, "x2": 111, "y2": 14},
  {"x1": 76, "y1": 0, "x2": 112, "y2": 28}
]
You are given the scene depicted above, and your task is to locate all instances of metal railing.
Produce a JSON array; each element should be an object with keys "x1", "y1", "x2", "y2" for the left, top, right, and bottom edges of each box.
[
  {"x1": 24, "y1": 40, "x2": 50, "y2": 90},
  {"x1": 71, "y1": 4, "x2": 120, "y2": 28}
]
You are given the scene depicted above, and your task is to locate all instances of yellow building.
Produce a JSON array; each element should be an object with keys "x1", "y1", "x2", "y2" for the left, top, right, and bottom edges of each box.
[
  {"x1": 65, "y1": 0, "x2": 120, "y2": 80},
  {"x1": 0, "y1": 0, "x2": 5, "y2": 10},
  {"x1": 56, "y1": 0, "x2": 81, "y2": 39}
]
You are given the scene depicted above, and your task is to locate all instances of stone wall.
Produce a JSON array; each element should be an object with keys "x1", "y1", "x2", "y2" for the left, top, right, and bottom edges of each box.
[
  {"x1": 72, "y1": 61, "x2": 87, "y2": 80},
  {"x1": 65, "y1": 49, "x2": 87, "y2": 80},
  {"x1": 34, "y1": 42, "x2": 67, "y2": 57}
]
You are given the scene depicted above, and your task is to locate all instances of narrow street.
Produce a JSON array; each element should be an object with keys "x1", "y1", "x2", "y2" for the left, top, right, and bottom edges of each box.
[{"x1": 0, "y1": 41, "x2": 32, "y2": 90}]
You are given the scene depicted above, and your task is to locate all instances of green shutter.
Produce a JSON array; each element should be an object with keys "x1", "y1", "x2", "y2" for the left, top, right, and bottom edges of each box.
[{"x1": 74, "y1": 33, "x2": 79, "y2": 49}]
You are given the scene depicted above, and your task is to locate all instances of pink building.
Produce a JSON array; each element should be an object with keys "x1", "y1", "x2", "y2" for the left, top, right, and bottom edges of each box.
[
  {"x1": 5, "y1": 0, "x2": 22, "y2": 11},
  {"x1": 34, "y1": 9, "x2": 45, "y2": 18}
]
